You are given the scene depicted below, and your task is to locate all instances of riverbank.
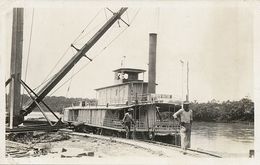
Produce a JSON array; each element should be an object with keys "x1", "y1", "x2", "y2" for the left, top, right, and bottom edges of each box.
[
  {"x1": 6, "y1": 131, "x2": 215, "y2": 160},
  {"x1": 24, "y1": 112, "x2": 254, "y2": 158}
]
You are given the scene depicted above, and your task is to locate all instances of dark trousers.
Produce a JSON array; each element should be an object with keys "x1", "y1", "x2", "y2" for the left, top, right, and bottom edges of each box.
[{"x1": 124, "y1": 122, "x2": 131, "y2": 139}]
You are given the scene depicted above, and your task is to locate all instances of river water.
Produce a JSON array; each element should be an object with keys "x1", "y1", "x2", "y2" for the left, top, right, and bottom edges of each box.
[
  {"x1": 25, "y1": 112, "x2": 254, "y2": 157},
  {"x1": 191, "y1": 122, "x2": 254, "y2": 157}
]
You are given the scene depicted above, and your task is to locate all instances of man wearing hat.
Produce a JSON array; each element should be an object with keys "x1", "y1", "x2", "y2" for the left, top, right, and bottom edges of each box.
[
  {"x1": 122, "y1": 108, "x2": 135, "y2": 139},
  {"x1": 173, "y1": 101, "x2": 193, "y2": 154}
]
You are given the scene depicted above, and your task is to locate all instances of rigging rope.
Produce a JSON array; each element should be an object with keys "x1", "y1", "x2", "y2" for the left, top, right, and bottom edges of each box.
[
  {"x1": 22, "y1": 8, "x2": 34, "y2": 104},
  {"x1": 73, "y1": 21, "x2": 105, "y2": 46},
  {"x1": 65, "y1": 49, "x2": 76, "y2": 97},
  {"x1": 24, "y1": 8, "x2": 34, "y2": 83},
  {"x1": 126, "y1": 10, "x2": 130, "y2": 24},
  {"x1": 33, "y1": 74, "x2": 55, "y2": 91},
  {"x1": 37, "y1": 46, "x2": 72, "y2": 90},
  {"x1": 49, "y1": 9, "x2": 140, "y2": 96},
  {"x1": 72, "y1": 8, "x2": 103, "y2": 45},
  {"x1": 33, "y1": 9, "x2": 103, "y2": 92},
  {"x1": 104, "y1": 8, "x2": 108, "y2": 20}
]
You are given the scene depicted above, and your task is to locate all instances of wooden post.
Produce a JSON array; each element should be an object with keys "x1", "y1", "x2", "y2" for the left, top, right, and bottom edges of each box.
[
  {"x1": 186, "y1": 61, "x2": 189, "y2": 101},
  {"x1": 146, "y1": 106, "x2": 150, "y2": 139},
  {"x1": 8, "y1": 8, "x2": 24, "y2": 127}
]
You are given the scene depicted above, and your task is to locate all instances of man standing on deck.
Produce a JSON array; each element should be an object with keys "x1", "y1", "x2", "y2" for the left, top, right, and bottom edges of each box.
[
  {"x1": 122, "y1": 108, "x2": 135, "y2": 139},
  {"x1": 173, "y1": 101, "x2": 193, "y2": 154}
]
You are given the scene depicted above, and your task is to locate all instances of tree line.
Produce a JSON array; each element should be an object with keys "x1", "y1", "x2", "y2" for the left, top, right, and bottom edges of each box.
[
  {"x1": 20, "y1": 94, "x2": 97, "y2": 113},
  {"x1": 8, "y1": 95, "x2": 253, "y2": 122},
  {"x1": 190, "y1": 98, "x2": 254, "y2": 122}
]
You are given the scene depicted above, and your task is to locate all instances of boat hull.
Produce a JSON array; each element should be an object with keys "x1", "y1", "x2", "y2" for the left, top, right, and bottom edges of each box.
[{"x1": 63, "y1": 102, "x2": 182, "y2": 145}]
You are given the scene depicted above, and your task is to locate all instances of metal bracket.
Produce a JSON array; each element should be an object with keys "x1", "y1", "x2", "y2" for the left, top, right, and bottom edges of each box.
[
  {"x1": 106, "y1": 8, "x2": 130, "y2": 27},
  {"x1": 71, "y1": 44, "x2": 80, "y2": 51},
  {"x1": 5, "y1": 74, "x2": 17, "y2": 86},
  {"x1": 83, "y1": 55, "x2": 92, "y2": 61},
  {"x1": 71, "y1": 44, "x2": 92, "y2": 61},
  {"x1": 5, "y1": 77, "x2": 12, "y2": 87}
]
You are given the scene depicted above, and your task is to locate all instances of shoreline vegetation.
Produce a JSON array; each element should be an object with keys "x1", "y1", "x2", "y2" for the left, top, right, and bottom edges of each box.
[
  {"x1": 190, "y1": 98, "x2": 254, "y2": 123},
  {"x1": 17, "y1": 95, "x2": 254, "y2": 123}
]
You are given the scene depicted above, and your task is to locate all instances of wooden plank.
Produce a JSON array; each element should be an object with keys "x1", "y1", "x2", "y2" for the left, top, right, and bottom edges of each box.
[
  {"x1": 82, "y1": 123, "x2": 125, "y2": 132},
  {"x1": 6, "y1": 140, "x2": 31, "y2": 149}
]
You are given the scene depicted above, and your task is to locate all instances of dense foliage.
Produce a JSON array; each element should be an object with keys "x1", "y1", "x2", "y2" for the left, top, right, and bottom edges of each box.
[
  {"x1": 12, "y1": 95, "x2": 253, "y2": 122},
  {"x1": 190, "y1": 98, "x2": 254, "y2": 122},
  {"x1": 21, "y1": 94, "x2": 97, "y2": 113}
]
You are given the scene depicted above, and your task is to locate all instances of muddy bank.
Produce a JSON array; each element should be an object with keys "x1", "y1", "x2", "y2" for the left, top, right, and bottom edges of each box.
[
  {"x1": 6, "y1": 132, "x2": 71, "y2": 158},
  {"x1": 35, "y1": 135, "x2": 165, "y2": 158},
  {"x1": 6, "y1": 131, "x2": 165, "y2": 158},
  {"x1": 6, "y1": 131, "x2": 70, "y2": 144},
  {"x1": 6, "y1": 130, "x2": 218, "y2": 159}
]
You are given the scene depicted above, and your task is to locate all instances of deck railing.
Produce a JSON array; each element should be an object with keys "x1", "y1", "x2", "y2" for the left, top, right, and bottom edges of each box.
[
  {"x1": 153, "y1": 121, "x2": 180, "y2": 132},
  {"x1": 102, "y1": 119, "x2": 179, "y2": 132},
  {"x1": 103, "y1": 120, "x2": 147, "y2": 130},
  {"x1": 129, "y1": 93, "x2": 173, "y2": 104},
  {"x1": 98, "y1": 93, "x2": 176, "y2": 106}
]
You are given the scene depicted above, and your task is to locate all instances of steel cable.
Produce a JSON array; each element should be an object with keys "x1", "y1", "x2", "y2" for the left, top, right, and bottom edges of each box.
[
  {"x1": 22, "y1": 8, "x2": 34, "y2": 103},
  {"x1": 49, "y1": 8, "x2": 140, "y2": 96},
  {"x1": 33, "y1": 9, "x2": 103, "y2": 92}
]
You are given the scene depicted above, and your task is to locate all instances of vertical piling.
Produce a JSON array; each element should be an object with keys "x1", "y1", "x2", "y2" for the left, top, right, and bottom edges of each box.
[{"x1": 8, "y1": 8, "x2": 24, "y2": 127}]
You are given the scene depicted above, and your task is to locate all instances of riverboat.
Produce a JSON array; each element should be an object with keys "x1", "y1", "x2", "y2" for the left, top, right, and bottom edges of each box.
[{"x1": 63, "y1": 34, "x2": 182, "y2": 145}]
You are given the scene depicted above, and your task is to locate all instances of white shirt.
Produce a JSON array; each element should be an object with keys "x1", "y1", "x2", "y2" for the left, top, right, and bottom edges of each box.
[
  {"x1": 173, "y1": 109, "x2": 193, "y2": 123},
  {"x1": 123, "y1": 112, "x2": 133, "y2": 123}
]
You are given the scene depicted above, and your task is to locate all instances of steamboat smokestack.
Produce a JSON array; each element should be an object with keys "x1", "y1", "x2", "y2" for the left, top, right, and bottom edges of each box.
[{"x1": 148, "y1": 33, "x2": 157, "y2": 94}]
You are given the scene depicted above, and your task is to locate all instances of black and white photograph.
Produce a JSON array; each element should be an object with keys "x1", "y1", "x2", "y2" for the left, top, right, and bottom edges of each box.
[{"x1": 0, "y1": 0, "x2": 259, "y2": 164}]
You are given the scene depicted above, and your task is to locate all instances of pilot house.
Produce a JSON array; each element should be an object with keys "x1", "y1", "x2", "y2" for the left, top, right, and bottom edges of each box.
[{"x1": 95, "y1": 68, "x2": 149, "y2": 106}]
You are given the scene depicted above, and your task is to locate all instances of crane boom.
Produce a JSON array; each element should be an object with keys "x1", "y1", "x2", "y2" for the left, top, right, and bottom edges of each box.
[{"x1": 22, "y1": 8, "x2": 128, "y2": 116}]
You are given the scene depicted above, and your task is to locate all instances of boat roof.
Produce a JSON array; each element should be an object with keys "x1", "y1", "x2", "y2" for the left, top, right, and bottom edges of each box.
[
  {"x1": 95, "y1": 81, "x2": 148, "y2": 90},
  {"x1": 64, "y1": 105, "x2": 134, "y2": 110},
  {"x1": 113, "y1": 68, "x2": 146, "y2": 73},
  {"x1": 64, "y1": 102, "x2": 179, "y2": 111}
]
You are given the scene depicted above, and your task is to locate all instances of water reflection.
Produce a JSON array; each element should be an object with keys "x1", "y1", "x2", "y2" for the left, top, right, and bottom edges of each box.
[{"x1": 191, "y1": 122, "x2": 254, "y2": 157}]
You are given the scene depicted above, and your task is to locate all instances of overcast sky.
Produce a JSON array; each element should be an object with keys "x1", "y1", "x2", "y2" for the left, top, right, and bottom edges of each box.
[{"x1": 3, "y1": 2, "x2": 253, "y2": 102}]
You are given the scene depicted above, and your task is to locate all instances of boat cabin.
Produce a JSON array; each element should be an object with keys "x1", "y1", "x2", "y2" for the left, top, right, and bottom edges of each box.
[
  {"x1": 63, "y1": 67, "x2": 181, "y2": 142},
  {"x1": 95, "y1": 68, "x2": 149, "y2": 106}
]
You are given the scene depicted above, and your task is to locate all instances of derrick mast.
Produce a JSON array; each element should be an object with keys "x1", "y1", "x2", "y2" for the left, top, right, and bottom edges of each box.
[
  {"x1": 7, "y1": 8, "x2": 24, "y2": 127},
  {"x1": 7, "y1": 8, "x2": 128, "y2": 126}
]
